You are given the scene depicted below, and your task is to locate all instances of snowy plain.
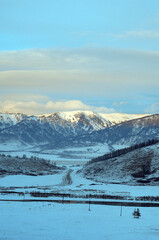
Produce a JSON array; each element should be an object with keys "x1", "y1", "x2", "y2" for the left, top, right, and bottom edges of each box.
[
  {"x1": 0, "y1": 143, "x2": 112, "y2": 166},
  {"x1": 1, "y1": 201, "x2": 159, "y2": 240},
  {"x1": 1, "y1": 165, "x2": 159, "y2": 199},
  {"x1": 0, "y1": 142, "x2": 159, "y2": 240}
]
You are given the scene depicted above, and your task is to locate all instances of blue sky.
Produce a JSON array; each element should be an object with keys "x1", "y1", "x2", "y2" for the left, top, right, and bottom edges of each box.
[{"x1": 0, "y1": 0, "x2": 159, "y2": 114}]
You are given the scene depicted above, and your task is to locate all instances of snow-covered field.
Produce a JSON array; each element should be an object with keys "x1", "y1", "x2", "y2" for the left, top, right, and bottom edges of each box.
[
  {"x1": 0, "y1": 162, "x2": 159, "y2": 240},
  {"x1": 0, "y1": 142, "x2": 159, "y2": 240},
  {"x1": 1, "y1": 201, "x2": 159, "y2": 240},
  {"x1": 1, "y1": 166, "x2": 159, "y2": 198},
  {"x1": 0, "y1": 143, "x2": 111, "y2": 165}
]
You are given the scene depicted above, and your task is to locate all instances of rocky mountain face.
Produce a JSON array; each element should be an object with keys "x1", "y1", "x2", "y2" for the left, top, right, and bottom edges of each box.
[
  {"x1": 0, "y1": 111, "x2": 158, "y2": 150},
  {"x1": 0, "y1": 111, "x2": 111, "y2": 149},
  {"x1": 0, "y1": 111, "x2": 112, "y2": 148},
  {"x1": 0, "y1": 113, "x2": 27, "y2": 130},
  {"x1": 79, "y1": 141, "x2": 159, "y2": 186},
  {"x1": 80, "y1": 114, "x2": 159, "y2": 146},
  {"x1": 38, "y1": 111, "x2": 111, "y2": 137}
]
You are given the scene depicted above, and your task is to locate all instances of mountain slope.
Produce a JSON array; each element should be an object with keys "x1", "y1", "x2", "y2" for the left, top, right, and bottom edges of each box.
[
  {"x1": 38, "y1": 111, "x2": 111, "y2": 137},
  {"x1": 0, "y1": 113, "x2": 27, "y2": 130},
  {"x1": 79, "y1": 141, "x2": 159, "y2": 185},
  {"x1": 99, "y1": 113, "x2": 150, "y2": 125},
  {"x1": 0, "y1": 154, "x2": 64, "y2": 176},
  {"x1": 0, "y1": 111, "x2": 111, "y2": 149},
  {"x1": 80, "y1": 114, "x2": 159, "y2": 146},
  {"x1": 0, "y1": 111, "x2": 156, "y2": 150}
]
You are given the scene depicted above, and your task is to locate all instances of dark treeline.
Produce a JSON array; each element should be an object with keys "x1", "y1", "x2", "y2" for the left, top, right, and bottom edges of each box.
[
  {"x1": 30, "y1": 191, "x2": 130, "y2": 200},
  {"x1": 28, "y1": 191, "x2": 159, "y2": 202},
  {"x1": 89, "y1": 139, "x2": 159, "y2": 165},
  {"x1": 3, "y1": 190, "x2": 159, "y2": 202}
]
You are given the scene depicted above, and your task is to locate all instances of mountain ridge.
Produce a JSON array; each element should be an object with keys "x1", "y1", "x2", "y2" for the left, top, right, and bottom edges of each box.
[{"x1": 0, "y1": 111, "x2": 157, "y2": 151}]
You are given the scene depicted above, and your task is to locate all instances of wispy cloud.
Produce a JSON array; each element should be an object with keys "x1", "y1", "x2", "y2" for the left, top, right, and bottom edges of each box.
[
  {"x1": 1, "y1": 47, "x2": 159, "y2": 72},
  {"x1": 114, "y1": 30, "x2": 159, "y2": 39},
  {"x1": 113, "y1": 101, "x2": 129, "y2": 106},
  {"x1": 72, "y1": 30, "x2": 159, "y2": 40}
]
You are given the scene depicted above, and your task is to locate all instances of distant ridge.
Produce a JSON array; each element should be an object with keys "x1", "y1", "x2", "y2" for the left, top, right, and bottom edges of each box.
[{"x1": 0, "y1": 111, "x2": 156, "y2": 151}]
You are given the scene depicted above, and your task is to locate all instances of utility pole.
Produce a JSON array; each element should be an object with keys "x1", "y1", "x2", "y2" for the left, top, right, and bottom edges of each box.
[
  {"x1": 88, "y1": 194, "x2": 91, "y2": 211},
  {"x1": 88, "y1": 200, "x2": 91, "y2": 211},
  {"x1": 120, "y1": 204, "x2": 122, "y2": 216}
]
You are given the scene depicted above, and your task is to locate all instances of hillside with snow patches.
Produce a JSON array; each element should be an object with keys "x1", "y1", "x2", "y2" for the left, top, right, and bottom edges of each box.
[
  {"x1": 0, "y1": 113, "x2": 27, "y2": 130},
  {"x1": 79, "y1": 114, "x2": 159, "y2": 147},
  {"x1": 0, "y1": 154, "x2": 65, "y2": 176},
  {"x1": 80, "y1": 141, "x2": 159, "y2": 186}
]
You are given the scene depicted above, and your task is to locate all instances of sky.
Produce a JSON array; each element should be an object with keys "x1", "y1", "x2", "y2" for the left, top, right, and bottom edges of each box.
[{"x1": 0, "y1": 0, "x2": 159, "y2": 114}]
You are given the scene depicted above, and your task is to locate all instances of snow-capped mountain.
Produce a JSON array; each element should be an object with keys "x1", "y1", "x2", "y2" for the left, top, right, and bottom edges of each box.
[
  {"x1": 0, "y1": 111, "x2": 112, "y2": 149},
  {"x1": 0, "y1": 111, "x2": 156, "y2": 150},
  {"x1": 0, "y1": 113, "x2": 27, "y2": 130},
  {"x1": 80, "y1": 141, "x2": 159, "y2": 185},
  {"x1": 38, "y1": 111, "x2": 111, "y2": 137},
  {"x1": 99, "y1": 113, "x2": 150, "y2": 125},
  {"x1": 79, "y1": 114, "x2": 159, "y2": 147}
]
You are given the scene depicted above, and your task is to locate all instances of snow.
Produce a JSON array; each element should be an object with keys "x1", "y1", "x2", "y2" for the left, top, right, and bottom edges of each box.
[
  {"x1": 39, "y1": 111, "x2": 150, "y2": 125},
  {"x1": 0, "y1": 143, "x2": 110, "y2": 164},
  {"x1": 57, "y1": 111, "x2": 95, "y2": 122},
  {"x1": 0, "y1": 201, "x2": 159, "y2": 240},
  {"x1": 113, "y1": 143, "x2": 130, "y2": 150},
  {"x1": 0, "y1": 174, "x2": 63, "y2": 187},
  {"x1": 40, "y1": 111, "x2": 97, "y2": 123},
  {"x1": 0, "y1": 111, "x2": 158, "y2": 239},
  {"x1": 99, "y1": 113, "x2": 150, "y2": 124},
  {"x1": 1, "y1": 167, "x2": 159, "y2": 198},
  {"x1": 58, "y1": 111, "x2": 81, "y2": 122},
  {"x1": 0, "y1": 113, "x2": 18, "y2": 125},
  {"x1": 0, "y1": 141, "x2": 31, "y2": 151},
  {"x1": 28, "y1": 116, "x2": 39, "y2": 121},
  {"x1": 0, "y1": 113, "x2": 27, "y2": 128},
  {"x1": 1, "y1": 155, "x2": 159, "y2": 239},
  {"x1": 40, "y1": 111, "x2": 109, "y2": 131},
  {"x1": 81, "y1": 142, "x2": 159, "y2": 186}
]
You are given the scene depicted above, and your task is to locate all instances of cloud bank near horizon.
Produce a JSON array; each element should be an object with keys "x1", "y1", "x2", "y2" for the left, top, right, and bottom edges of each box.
[
  {"x1": 0, "y1": 47, "x2": 159, "y2": 114},
  {"x1": 0, "y1": 98, "x2": 115, "y2": 115}
]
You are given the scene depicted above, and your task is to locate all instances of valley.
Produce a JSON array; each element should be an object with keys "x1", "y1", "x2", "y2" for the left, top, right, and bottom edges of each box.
[{"x1": 0, "y1": 111, "x2": 159, "y2": 240}]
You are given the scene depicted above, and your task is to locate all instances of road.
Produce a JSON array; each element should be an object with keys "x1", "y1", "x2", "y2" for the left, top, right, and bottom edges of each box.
[{"x1": 61, "y1": 169, "x2": 73, "y2": 186}]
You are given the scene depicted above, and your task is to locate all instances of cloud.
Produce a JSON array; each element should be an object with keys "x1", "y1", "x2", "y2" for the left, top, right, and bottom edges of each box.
[
  {"x1": 0, "y1": 47, "x2": 159, "y2": 114},
  {"x1": 1, "y1": 47, "x2": 159, "y2": 72},
  {"x1": 72, "y1": 30, "x2": 159, "y2": 40},
  {"x1": 115, "y1": 30, "x2": 159, "y2": 39},
  {"x1": 0, "y1": 93, "x2": 50, "y2": 102},
  {"x1": 0, "y1": 98, "x2": 115, "y2": 115},
  {"x1": 113, "y1": 101, "x2": 128, "y2": 106},
  {"x1": 0, "y1": 48, "x2": 159, "y2": 100}
]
